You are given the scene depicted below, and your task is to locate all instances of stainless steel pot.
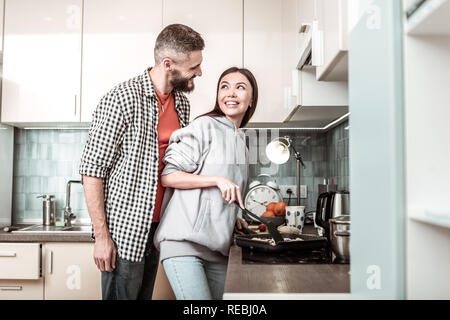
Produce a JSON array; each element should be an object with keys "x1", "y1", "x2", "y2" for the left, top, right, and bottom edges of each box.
[{"x1": 329, "y1": 215, "x2": 350, "y2": 262}]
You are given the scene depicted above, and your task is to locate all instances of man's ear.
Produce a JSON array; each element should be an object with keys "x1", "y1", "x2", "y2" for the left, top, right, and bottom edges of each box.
[{"x1": 162, "y1": 58, "x2": 173, "y2": 71}]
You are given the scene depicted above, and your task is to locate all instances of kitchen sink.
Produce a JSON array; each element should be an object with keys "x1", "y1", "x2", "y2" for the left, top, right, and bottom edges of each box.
[
  {"x1": 63, "y1": 225, "x2": 92, "y2": 232},
  {"x1": 12, "y1": 224, "x2": 92, "y2": 234}
]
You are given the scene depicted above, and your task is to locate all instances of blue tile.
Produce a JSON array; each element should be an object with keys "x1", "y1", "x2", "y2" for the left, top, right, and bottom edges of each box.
[
  {"x1": 38, "y1": 144, "x2": 51, "y2": 160},
  {"x1": 13, "y1": 193, "x2": 26, "y2": 211},
  {"x1": 59, "y1": 132, "x2": 76, "y2": 144},
  {"x1": 28, "y1": 130, "x2": 39, "y2": 143},
  {"x1": 26, "y1": 143, "x2": 38, "y2": 160},
  {"x1": 26, "y1": 194, "x2": 44, "y2": 211},
  {"x1": 14, "y1": 128, "x2": 27, "y2": 145},
  {"x1": 15, "y1": 160, "x2": 29, "y2": 177}
]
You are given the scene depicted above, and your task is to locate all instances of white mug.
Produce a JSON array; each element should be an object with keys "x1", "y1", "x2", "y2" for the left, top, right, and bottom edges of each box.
[{"x1": 286, "y1": 206, "x2": 306, "y2": 232}]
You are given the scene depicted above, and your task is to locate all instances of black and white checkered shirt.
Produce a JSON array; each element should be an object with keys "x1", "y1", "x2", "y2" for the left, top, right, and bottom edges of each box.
[{"x1": 79, "y1": 68, "x2": 190, "y2": 262}]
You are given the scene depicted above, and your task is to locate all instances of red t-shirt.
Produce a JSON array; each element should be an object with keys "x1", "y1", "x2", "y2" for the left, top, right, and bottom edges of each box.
[{"x1": 152, "y1": 92, "x2": 180, "y2": 222}]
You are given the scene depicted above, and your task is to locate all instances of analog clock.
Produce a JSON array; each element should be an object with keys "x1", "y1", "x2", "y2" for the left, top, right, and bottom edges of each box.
[{"x1": 244, "y1": 184, "x2": 283, "y2": 218}]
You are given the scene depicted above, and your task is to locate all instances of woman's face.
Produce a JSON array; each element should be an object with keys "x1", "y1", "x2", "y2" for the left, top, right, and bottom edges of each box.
[{"x1": 217, "y1": 72, "x2": 253, "y2": 124}]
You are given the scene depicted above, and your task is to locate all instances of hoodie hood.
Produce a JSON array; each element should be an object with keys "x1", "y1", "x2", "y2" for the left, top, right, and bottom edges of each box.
[
  {"x1": 208, "y1": 115, "x2": 236, "y2": 129},
  {"x1": 208, "y1": 116, "x2": 246, "y2": 140}
]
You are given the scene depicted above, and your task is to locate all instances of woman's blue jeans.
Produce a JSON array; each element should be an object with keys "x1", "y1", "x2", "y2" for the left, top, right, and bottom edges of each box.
[{"x1": 162, "y1": 256, "x2": 228, "y2": 300}]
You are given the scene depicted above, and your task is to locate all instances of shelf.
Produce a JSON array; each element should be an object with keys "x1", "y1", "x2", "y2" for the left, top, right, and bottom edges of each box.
[
  {"x1": 409, "y1": 210, "x2": 450, "y2": 229},
  {"x1": 407, "y1": 0, "x2": 450, "y2": 35}
]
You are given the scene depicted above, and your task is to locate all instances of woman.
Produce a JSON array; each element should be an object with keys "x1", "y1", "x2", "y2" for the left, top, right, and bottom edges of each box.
[{"x1": 154, "y1": 67, "x2": 258, "y2": 300}]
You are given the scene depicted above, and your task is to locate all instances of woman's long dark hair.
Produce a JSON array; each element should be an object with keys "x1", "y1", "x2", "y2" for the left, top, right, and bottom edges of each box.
[{"x1": 195, "y1": 67, "x2": 258, "y2": 128}]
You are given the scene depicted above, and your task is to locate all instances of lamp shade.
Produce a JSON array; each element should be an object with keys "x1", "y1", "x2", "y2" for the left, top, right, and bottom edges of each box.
[{"x1": 265, "y1": 138, "x2": 291, "y2": 164}]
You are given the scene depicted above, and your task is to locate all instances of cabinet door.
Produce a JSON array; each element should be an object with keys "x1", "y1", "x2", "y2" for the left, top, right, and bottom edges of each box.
[
  {"x1": 244, "y1": 0, "x2": 298, "y2": 123},
  {"x1": 0, "y1": 279, "x2": 44, "y2": 300},
  {"x1": 152, "y1": 262, "x2": 175, "y2": 300},
  {"x1": 163, "y1": 0, "x2": 243, "y2": 121},
  {"x1": 0, "y1": 243, "x2": 41, "y2": 280},
  {"x1": 44, "y1": 243, "x2": 101, "y2": 300},
  {"x1": 316, "y1": 0, "x2": 349, "y2": 81},
  {"x1": 349, "y1": 0, "x2": 406, "y2": 299},
  {"x1": 1, "y1": 0, "x2": 82, "y2": 123},
  {"x1": 81, "y1": 0, "x2": 163, "y2": 122}
]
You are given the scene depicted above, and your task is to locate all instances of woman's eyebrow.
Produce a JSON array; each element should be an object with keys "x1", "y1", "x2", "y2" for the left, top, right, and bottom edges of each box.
[{"x1": 220, "y1": 81, "x2": 247, "y2": 86}]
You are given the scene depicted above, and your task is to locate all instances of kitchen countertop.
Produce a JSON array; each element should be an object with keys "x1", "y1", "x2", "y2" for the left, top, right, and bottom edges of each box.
[
  {"x1": 223, "y1": 224, "x2": 351, "y2": 299},
  {"x1": 0, "y1": 224, "x2": 94, "y2": 242}
]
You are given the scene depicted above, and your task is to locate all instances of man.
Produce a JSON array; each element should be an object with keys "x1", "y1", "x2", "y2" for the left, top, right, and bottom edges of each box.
[{"x1": 79, "y1": 24, "x2": 205, "y2": 300}]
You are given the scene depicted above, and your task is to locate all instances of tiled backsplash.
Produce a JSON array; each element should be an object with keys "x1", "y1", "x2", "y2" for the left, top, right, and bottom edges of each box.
[
  {"x1": 326, "y1": 121, "x2": 350, "y2": 191},
  {"x1": 245, "y1": 121, "x2": 349, "y2": 213},
  {"x1": 13, "y1": 129, "x2": 89, "y2": 223},
  {"x1": 12, "y1": 121, "x2": 349, "y2": 222}
]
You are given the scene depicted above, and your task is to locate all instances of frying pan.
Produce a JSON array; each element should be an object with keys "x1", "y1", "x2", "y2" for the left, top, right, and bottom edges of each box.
[
  {"x1": 235, "y1": 233, "x2": 328, "y2": 253},
  {"x1": 240, "y1": 207, "x2": 284, "y2": 244}
]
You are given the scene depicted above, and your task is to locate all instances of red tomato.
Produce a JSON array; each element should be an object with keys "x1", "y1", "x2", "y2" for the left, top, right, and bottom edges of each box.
[{"x1": 261, "y1": 211, "x2": 275, "y2": 217}]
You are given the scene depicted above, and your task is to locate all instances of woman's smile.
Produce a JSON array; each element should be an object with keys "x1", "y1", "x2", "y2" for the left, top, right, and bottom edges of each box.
[{"x1": 218, "y1": 72, "x2": 253, "y2": 124}]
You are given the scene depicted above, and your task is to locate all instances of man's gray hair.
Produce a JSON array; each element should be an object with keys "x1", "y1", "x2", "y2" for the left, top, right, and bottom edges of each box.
[{"x1": 154, "y1": 24, "x2": 205, "y2": 63}]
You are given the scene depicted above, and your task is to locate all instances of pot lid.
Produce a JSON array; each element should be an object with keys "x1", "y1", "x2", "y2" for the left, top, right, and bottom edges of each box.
[{"x1": 329, "y1": 215, "x2": 351, "y2": 224}]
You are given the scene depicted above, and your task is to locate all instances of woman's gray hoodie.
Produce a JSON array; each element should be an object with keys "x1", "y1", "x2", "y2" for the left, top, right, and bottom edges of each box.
[{"x1": 154, "y1": 116, "x2": 248, "y2": 262}]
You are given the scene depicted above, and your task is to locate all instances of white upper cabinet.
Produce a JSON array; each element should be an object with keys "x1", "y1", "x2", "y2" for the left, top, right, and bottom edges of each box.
[
  {"x1": 81, "y1": 0, "x2": 163, "y2": 123},
  {"x1": 1, "y1": 0, "x2": 82, "y2": 123},
  {"x1": 163, "y1": 0, "x2": 243, "y2": 121},
  {"x1": 1, "y1": 0, "x2": 336, "y2": 125},
  {"x1": 244, "y1": 0, "x2": 298, "y2": 124},
  {"x1": 315, "y1": 0, "x2": 349, "y2": 81}
]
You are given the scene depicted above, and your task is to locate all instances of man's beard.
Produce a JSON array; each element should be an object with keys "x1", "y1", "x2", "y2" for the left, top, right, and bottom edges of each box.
[{"x1": 170, "y1": 69, "x2": 195, "y2": 93}]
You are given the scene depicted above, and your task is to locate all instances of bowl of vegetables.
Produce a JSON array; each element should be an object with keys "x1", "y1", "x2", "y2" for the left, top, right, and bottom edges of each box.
[{"x1": 259, "y1": 202, "x2": 286, "y2": 227}]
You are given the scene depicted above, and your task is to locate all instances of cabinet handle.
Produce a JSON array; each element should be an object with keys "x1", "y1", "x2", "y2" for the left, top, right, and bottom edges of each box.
[
  {"x1": 74, "y1": 95, "x2": 78, "y2": 115},
  {"x1": 48, "y1": 250, "x2": 53, "y2": 274},
  {"x1": 0, "y1": 286, "x2": 22, "y2": 291},
  {"x1": 0, "y1": 251, "x2": 16, "y2": 257}
]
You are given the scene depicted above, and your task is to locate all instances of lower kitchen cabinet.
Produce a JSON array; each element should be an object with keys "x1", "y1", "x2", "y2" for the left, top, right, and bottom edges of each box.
[
  {"x1": 0, "y1": 243, "x2": 43, "y2": 300},
  {"x1": 0, "y1": 243, "x2": 41, "y2": 280},
  {"x1": 0, "y1": 279, "x2": 44, "y2": 300},
  {"x1": 152, "y1": 262, "x2": 175, "y2": 300},
  {"x1": 43, "y1": 242, "x2": 101, "y2": 300}
]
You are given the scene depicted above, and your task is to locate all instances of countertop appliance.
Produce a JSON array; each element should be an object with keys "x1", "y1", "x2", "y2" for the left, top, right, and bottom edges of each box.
[
  {"x1": 36, "y1": 194, "x2": 56, "y2": 226},
  {"x1": 315, "y1": 190, "x2": 350, "y2": 237}
]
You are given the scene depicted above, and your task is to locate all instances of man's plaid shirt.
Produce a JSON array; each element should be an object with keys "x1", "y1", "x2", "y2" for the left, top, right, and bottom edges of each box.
[{"x1": 79, "y1": 68, "x2": 190, "y2": 262}]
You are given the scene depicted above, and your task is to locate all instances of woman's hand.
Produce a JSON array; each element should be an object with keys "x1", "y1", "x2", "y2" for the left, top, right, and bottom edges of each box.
[
  {"x1": 215, "y1": 176, "x2": 245, "y2": 209},
  {"x1": 234, "y1": 217, "x2": 249, "y2": 235}
]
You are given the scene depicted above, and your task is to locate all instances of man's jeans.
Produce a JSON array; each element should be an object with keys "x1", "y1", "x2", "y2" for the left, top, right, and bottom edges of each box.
[
  {"x1": 162, "y1": 256, "x2": 227, "y2": 300},
  {"x1": 101, "y1": 222, "x2": 159, "y2": 300}
]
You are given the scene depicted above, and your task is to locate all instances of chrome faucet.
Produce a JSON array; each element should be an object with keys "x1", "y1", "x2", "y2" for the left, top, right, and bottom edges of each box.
[{"x1": 64, "y1": 180, "x2": 82, "y2": 227}]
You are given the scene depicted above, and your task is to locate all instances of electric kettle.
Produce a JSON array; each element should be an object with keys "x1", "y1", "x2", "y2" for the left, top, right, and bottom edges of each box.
[{"x1": 315, "y1": 190, "x2": 350, "y2": 237}]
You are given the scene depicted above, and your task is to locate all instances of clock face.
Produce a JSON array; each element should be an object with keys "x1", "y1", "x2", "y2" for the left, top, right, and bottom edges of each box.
[{"x1": 244, "y1": 185, "x2": 282, "y2": 217}]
